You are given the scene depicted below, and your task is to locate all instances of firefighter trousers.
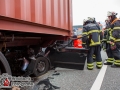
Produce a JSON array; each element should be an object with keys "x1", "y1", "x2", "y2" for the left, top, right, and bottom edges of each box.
[
  {"x1": 106, "y1": 43, "x2": 114, "y2": 63},
  {"x1": 87, "y1": 45, "x2": 102, "y2": 69},
  {"x1": 111, "y1": 44, "x2": 120, "y2": 66},
  {"x1": 106, "y1": 43, "x2": 114, "y2": 58}
]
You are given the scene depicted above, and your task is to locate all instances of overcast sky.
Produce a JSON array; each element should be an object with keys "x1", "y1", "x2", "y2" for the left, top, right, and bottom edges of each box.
[{"x1": 72, "y1": 0, "x2": 120, "y2": 25}]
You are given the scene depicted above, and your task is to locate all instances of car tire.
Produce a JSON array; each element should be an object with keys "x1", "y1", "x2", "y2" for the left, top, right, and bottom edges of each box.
[{"x1": 33, "y1": 57, "x2": 49, "y2": 77}]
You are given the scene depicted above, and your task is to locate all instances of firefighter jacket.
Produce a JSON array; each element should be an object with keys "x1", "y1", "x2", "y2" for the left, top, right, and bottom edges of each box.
[
  {"x1": 82, "y1": 23, "x2": 102, "y2": 46},
  {"x1": 103, "y1": 22, "x2": 111, "y2": 43},
  {"x1": 110, "y1": 18, "x2": 120, "y2": 45}
]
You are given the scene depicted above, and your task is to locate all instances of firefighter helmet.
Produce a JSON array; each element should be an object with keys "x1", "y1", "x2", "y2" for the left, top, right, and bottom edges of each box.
[
  {"x1": 87, "y1": 17, "x2": 94, "y2": 22},
  {"x1": 107, "y1": 11, "x2": 117, "y2": 17}
]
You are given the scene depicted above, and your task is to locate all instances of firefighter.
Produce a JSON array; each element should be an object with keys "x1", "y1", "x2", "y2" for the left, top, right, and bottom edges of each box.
[
  {"x1": 103, "y1": 18, "x2": 114, "y2": 65},
  {"x1": 105, "y1": 11, "x2": 120, "y2": 67},
  {"x1": 83, "y1": 18, "x2": 102, "y2": 62},
  {"x1": 90, "y1": 17, "x2": 102, "y2": 62},
  {"x1": 82, "y1": 17, "x2": 102, "y2": 70}
]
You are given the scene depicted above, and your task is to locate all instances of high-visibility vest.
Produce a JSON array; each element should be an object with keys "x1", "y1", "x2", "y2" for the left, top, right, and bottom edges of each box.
[{"x1": 73, "y1": 39, "x2": 83, "y2": 48}]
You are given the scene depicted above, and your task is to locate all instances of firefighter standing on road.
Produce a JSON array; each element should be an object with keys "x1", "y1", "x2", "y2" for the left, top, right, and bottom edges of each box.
[
  {"x1": 104, "y1": 11, "x2": 120, "y2": 67},
  {"x1": 103, "y1": 18, "x2": 114, "y2": 65},
  {"x1": 82, "y1": 17, "x2": 103, "y2": 70}
]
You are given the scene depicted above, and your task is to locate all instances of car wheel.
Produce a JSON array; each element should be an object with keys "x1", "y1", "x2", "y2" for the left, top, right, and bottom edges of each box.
[{"x1": 33, "y1": 57, "x2": 49, "y2": 77}]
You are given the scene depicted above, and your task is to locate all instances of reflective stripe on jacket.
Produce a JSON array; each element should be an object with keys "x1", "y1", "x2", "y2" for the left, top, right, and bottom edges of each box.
[
  {"x1": 109, "y1": 19, "x2": 120, "y2": 43},
  {"x1": 82, "y1": 23, "x2": 102, "y2": 46}
]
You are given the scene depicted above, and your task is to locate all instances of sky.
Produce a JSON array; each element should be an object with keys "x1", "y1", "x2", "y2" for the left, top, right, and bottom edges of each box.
[{"x1": 72, "y1": 0, "x2": 120, "y2": 25}]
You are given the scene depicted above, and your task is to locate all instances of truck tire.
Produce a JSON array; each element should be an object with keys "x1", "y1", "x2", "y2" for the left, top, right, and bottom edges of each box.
[
  {"x1": 0, "y1": 52, "x2": 12, "y2": 90},
  {"x1": 0, "y1": 52, "x2": 12, "y2": 75},
  {"x1": 33, "y1": 57, "x2": 49, "y2": 77}
]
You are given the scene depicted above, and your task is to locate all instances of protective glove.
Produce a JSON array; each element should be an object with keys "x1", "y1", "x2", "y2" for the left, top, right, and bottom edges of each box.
[{"x1": 110, "y1": 42, "x2": 116, "y2": 50}]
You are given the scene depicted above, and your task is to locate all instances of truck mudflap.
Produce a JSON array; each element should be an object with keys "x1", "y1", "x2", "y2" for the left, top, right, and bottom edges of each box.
[{"x1": 48, "y1": 47, "x2": 88, "y2": 70}]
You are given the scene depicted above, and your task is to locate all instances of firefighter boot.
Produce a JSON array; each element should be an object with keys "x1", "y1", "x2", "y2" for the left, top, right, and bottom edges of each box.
[
  {"x1": 87, "y1": 63, "x2": 94, "y2": 70},
  {"x1": 111, "y1": 60, "x2": 120, "y2": 68},
  {"x1": 96, "y1": 62, "x2": 102, "y2": 69},
  {"x1": 104, "y1": 58, "x2": 114, "y2": 65}
]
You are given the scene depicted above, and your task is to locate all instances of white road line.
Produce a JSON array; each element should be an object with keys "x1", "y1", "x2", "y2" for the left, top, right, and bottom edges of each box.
[{"x1": 90, "y1": 62, "x2": 108, "y2": 90}]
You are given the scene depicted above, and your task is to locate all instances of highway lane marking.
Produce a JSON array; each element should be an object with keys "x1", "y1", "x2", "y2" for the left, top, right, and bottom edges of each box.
[{"x1": 90, "y1": 61, "x2": 108, "y2": 90}]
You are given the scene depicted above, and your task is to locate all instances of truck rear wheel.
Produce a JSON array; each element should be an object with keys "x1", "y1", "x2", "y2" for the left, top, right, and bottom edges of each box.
[
  {"x1": 33, "y1": 57, "x2": 49, "y2": 77},
  {"x1": 0, "y1": 52, "x2": 12, "y2": 75}
]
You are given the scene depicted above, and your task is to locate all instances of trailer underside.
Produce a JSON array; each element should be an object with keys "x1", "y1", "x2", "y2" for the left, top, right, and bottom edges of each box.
[{"x1": 0, "y1": 16, "x2": 72, "y2": 36}]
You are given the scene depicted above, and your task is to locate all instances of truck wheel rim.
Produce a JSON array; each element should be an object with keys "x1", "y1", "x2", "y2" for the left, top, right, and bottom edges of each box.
[{"x1": 37, "y1": 61, "x2": 45, "y2": 72}]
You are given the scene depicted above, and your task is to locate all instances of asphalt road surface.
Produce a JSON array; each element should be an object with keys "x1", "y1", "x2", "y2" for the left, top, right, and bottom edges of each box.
[{"x1": 22, "y1": 50, "x2": 120, "y2": 90}]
